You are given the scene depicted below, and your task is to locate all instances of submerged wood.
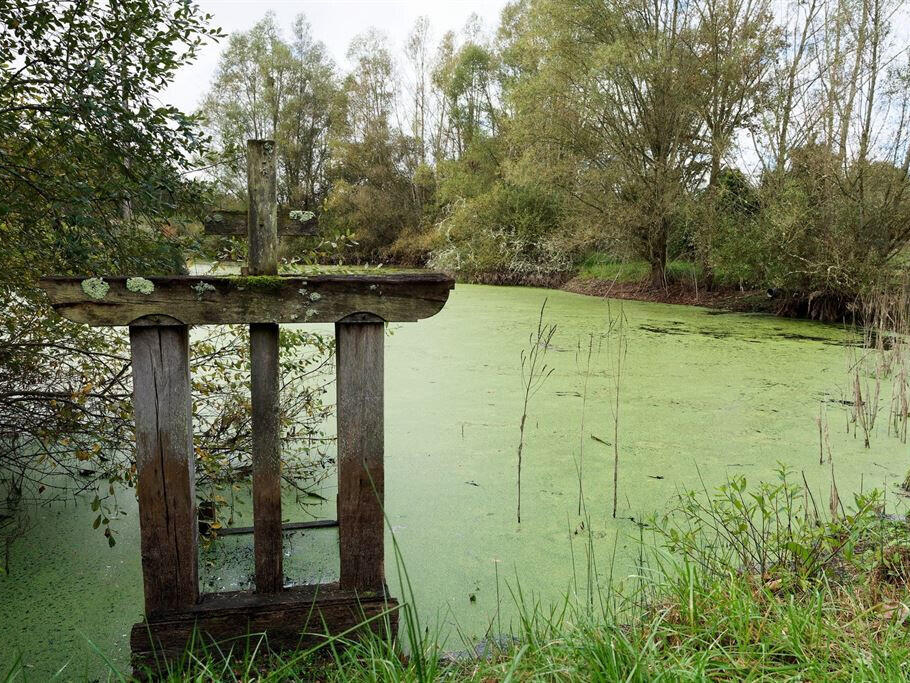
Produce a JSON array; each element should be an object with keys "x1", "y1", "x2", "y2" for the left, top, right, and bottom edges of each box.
[{"x1": 38, "y1": 273, "x2": 454, "y2": 326}]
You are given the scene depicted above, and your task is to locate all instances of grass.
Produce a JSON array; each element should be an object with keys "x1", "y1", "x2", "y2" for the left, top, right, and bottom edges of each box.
[
  {"x1": 8, "y1": 471, "x2": 909, "y2": 682},
  {"x1": 577, "y1": 255, "x2": 701, "y2": 285}
]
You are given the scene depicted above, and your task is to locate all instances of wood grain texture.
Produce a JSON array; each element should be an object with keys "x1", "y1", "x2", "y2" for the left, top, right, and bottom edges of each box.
[
  {"x1": 250, "y1": 322, "x2": 283, "y2": 593},
  {"x1": 130, "y1": 584, "x2": 398, "y2": 673},
  {"x1": 203, "y1": 208, "x2": 318, "y2": 236},
  {"x1": 129, "y1": 323, "x2": 199, "y2": 615},
  {"x1": 247, "y1": 140, "x2": 278, "y2": 275},
  {"x1": 247, "y1": 140, "x2": 284, "y2": 594},
  {"x1": 38, "y1": 273, "x2": 454, "y2": 326},
  {"x1": 335, "y1": 322, "x2": 385, "y2": 591}
]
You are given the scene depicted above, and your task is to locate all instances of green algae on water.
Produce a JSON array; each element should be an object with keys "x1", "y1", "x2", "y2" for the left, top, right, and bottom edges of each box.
[{"x1": 0, "y1": 285, "x2": 895, "y2": 678}]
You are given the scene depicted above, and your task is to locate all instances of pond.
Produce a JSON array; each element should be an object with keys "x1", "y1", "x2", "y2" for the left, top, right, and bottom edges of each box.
[{"x1": 2, "y1": 284, "x2": 904, "y2": 678}]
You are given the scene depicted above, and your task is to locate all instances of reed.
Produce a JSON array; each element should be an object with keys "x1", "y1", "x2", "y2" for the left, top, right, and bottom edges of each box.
[{"x1": 515, "y1": 300, "x2": 556, "y2": 524}]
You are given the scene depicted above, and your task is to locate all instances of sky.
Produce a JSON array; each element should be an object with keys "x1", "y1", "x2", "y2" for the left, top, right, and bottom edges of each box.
[{"x1": 162, "y1": 0, "x2": 511, "y2": 114}]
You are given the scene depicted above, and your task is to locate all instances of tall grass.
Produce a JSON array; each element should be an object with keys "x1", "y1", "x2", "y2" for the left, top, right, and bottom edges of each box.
[
  {"x1": 514, "y1": 300, "x2": 557, "y2": 524},
  {"x1": 605, "y1": 303, "x2": 628, "y2": 519},
  {"x1": 47, "y1": 469, "x2": 906, "y2": 682}
]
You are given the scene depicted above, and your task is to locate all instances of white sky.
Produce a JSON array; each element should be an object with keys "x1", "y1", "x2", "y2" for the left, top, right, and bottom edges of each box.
[{"x1": 163, "y1": 0, "x2": 511, "y2": 114}]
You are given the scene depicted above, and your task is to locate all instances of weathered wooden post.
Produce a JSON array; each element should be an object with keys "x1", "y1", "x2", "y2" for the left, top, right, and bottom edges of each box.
[
  {"x1": 247, "y1": 140, "x2": 283, "y2": 593},
  {"x1": 38, "y1": 139, "x2": 454, "y2": 673},
  {"x1": 129, "y1": 320, "x2": 198, "y2": 614},
  {"x1": 336, "y1": 318, "x2": 385, "y2": 591}
]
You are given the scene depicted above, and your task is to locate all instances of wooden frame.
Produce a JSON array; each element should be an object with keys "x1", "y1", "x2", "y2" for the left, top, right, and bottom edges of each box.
[{"x1": 37, "y1": 140, "x2": 453, "y2": 674}]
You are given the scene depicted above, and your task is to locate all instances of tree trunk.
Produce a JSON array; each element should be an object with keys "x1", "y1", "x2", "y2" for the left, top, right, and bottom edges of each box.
[{"x1": 648, "y1": 222, "x2": 668, "y2": 289}]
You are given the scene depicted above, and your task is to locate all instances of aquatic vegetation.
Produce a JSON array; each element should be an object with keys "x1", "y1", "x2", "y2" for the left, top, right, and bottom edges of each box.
[{"x1": 5, "y1": 285, "x2": 905, "y2": 677}]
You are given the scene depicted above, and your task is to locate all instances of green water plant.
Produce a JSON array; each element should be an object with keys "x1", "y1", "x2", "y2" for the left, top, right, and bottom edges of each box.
[{"x1": 515, "y1": 300, "x2": 557, "y2": 524}]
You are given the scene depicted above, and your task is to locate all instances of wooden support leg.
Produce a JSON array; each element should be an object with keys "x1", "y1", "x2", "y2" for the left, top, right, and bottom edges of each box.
[
  {"x1": 335, "y1": 321, "x2": 385, "y2": 592},
  {"x1": 130, "y1": 323, "x2": 198, "y2": 615},
  {"x1": 250, "y1": 322, "x2": 283, "y2": 593}
]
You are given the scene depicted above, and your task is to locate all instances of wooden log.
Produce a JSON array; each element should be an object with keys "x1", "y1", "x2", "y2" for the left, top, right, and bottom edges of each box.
[
  {"x1": 129, "y1": 323, "x2": 198, "y2": 615},
  {"x1": 247, "y1": 139, "x2": 284, "y2": 594},
  {"x1": 335, "y1": 321, "x2": 385, "y2": 592},
  {"x1": 203, "y1": 208, "x2": 318, "y2": 236},
  {"x1": 38, "y1": 273, "x2": 455, "y2": 326},
  {"x1": 216, "y1": 519, "x2": 338, "y2": 537},
  {"x1": 130, "y1": 583, "x2": 397, "y2": 673}
]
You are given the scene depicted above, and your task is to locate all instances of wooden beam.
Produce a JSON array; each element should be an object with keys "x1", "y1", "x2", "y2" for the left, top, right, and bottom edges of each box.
[
  {"x1": 335, "y1": 321, "x2": 385, "y2": 592},
  {"x1": 216, "y1": 519, "x2": 338, "y2": 536},
  {"x1": 130, "y1": 583, "x2": 397, "y2": 674},
  {"x1": 38, "y1": 273, "x2": 455, "y2": 326},
  {"x1": 247, "y1": 140, "x2": 283, "y2": 594},
  {"x1": 203, "y1": 208, "x2": 318, "y2": 236},
  {"x1": 129, "y1": 322, "x2": 198, "y2": 615}
]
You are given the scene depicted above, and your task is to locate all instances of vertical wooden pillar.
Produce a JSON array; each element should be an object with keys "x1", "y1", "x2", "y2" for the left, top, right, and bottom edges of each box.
[
  {"x1": 247, "y1": 139, "x2": 284, "y2": 593},
  {"x1": 335, "y1": 321, "x2": 385, "y2": 592},
  {"x1": 130, "y1": 323, "x2": 198, "y2": 614}
]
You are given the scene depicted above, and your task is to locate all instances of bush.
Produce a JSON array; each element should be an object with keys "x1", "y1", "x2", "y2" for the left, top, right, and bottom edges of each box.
[{"x1": 430, "y1": 182, "x2": 570, "y2": 277}]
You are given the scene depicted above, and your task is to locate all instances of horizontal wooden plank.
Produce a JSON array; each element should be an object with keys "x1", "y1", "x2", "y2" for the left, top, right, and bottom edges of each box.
[
  {"x1": 204, "y1": 208, "x2": 318, "y2": 236},
  {"x1": 38, "y1": 273, "x2": 454, "y2": 326},
  {"x1": 131, "y1": 583, "x2": 397, "y2": 673}
]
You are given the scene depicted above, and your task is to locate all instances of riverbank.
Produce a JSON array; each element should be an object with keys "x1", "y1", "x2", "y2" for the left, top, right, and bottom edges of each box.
[{"x1": 562, "y1": 275, "x2": 771, "y2": 312}]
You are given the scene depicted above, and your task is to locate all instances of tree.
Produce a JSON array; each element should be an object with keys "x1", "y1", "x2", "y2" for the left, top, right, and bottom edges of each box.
[
  {"x1": 689, "y1": 0, "x2": 780, "y2": 286},
  {"x1": 199, "y1": 13, "x2": 337, "y2": 209},
  {"x1": 512, "y1": 0, "x2": 709, "y2": 287},
  {"x1": 325, "y1": 30, "x2": 421, "y2": 259},
  {"x1": 0, "y1": 1, "x2": 334, "y2": 562},
  {"x1": 0, "y1": 0, "x2": 219, "y2": 554}
]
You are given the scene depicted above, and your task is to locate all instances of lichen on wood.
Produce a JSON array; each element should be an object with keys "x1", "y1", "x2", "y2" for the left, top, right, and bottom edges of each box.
[
  {"x1": 126, "y1": 277, "x2": 155, "y2": 295},
  {"x1": 81, "y1": 277, "x2": 109, "y2": 299}
]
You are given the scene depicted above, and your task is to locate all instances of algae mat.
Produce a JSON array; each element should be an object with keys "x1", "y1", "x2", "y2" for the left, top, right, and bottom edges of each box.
[{"x1": 1, "y1": 284, "x2": 904, "y2": 677}]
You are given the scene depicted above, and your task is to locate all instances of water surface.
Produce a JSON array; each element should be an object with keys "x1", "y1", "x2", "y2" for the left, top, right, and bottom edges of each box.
[{"x1": 2, "y1": 285, "x2": 903, "y2": 677}]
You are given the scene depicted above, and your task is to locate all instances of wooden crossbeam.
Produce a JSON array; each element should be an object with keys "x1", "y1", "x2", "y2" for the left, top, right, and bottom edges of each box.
[
  {"x1": 131, "y1": 583, "x2": 398, "y2": 671},
  {"x1": 203, "y1": 208, "x2": 318, "y2": 236},
  {"x1": 38, "y1": 273, "x2": 454, "y2": 326}
]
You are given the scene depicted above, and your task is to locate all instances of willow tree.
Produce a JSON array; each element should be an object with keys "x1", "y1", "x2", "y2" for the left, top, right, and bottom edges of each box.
[
  {"x1": 199, "y1": 13, "x2": 337, "y2": 209},
  {"x1": 511, "y1": 0, "x2": 709, "y2": 288}
]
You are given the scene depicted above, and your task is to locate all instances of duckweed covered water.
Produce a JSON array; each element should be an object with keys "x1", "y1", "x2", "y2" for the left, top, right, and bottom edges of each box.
[{"x1": 2, "y1": 284, "x2": 905, "y2": 677}]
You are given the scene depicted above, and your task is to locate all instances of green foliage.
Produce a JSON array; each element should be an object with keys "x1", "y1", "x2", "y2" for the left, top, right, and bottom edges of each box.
[
  {"x1": 198, "y1": 13, "x2": 337, "y2": 210},
  {"x1": 0, "y1": 2, "x2": 336, "y2": 553},
  {"x1": 431, "y1": 182, "x2": 568, "y2": 277},
  {"x1": 652, "y1": 465, "x2": 883, "y2": 582}
]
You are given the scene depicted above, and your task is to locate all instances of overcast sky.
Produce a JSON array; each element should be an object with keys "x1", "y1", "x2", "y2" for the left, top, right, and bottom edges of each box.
[{"x1": 162, "y1": 0, "x2": 511, "y2": 114}]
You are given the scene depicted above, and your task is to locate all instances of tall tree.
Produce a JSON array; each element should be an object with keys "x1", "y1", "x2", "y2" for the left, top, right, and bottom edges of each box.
[
  {"x1": 514, "y1": 0, "x2": 709, "y2": 287},
  {"x1": 326, "y1": 30, "x2": 420, "y2": 258},
  {"x1": 199, "y1": 13, "x2": 337, "y2": 208}
]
